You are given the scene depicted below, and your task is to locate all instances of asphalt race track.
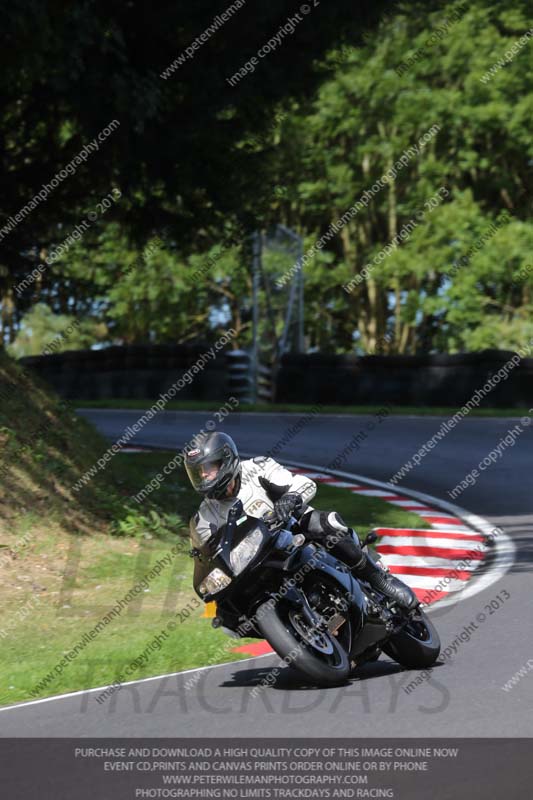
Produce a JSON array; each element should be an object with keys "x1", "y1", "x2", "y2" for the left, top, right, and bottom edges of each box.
[{"x1": 1, "y1": 409, "x2": 532, "y2": 737}]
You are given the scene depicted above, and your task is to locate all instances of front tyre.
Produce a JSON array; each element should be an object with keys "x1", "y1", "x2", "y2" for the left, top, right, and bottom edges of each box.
[
  {"x1": 256, "y1": 599, "x2": 351, "y2": 687},
  {"x1": 382, "y1": 607, "x2": 440, "y2": 668}
]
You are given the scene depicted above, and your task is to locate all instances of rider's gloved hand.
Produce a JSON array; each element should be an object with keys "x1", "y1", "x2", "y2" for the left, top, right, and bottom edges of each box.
[
  {"x1": 262, "y1": 509, "x2": 279, "y2": 530},
  {"x1": 272, "y1": 492, "x2": 303, "y2": 525}
]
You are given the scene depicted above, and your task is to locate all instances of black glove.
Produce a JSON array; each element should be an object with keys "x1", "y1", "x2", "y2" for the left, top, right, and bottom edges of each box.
[
  {"x1": 272, "y1": 492, "x2": 303, "y2": 525},
  {"x1": 262, "y1": 509, "x2": 279, "y2": 530}
]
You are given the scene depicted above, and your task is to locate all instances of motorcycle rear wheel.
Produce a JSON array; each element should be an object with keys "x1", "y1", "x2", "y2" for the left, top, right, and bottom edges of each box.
[{"x1": 382, "y1": 607, "x2": 440, "y2": 668}]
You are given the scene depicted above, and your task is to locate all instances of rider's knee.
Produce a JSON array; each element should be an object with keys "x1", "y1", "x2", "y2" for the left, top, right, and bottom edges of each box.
[
  {"x1": 324, "y1": 511, "x2": 349, "y2": 535},
  {"x1": 298, "y1": 509, "x2": 359, "y2": 552}
]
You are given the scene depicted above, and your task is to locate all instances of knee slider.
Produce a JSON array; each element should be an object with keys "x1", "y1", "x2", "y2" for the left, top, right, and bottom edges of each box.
[{"x1": 323, "y1": 511, "x2": 349, "y2": 535}]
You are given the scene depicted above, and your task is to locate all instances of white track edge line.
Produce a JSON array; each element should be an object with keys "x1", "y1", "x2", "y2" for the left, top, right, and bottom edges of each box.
[
  {"x1": 1, "y1": 455, "x2": 514, "y2": 713},
  {"x1": 0, "y1": 654, "x2": 276, "y2": 713}
]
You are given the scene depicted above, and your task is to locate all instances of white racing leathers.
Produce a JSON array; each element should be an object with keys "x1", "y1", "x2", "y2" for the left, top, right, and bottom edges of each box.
[
  {"x1": 190, "y1": 457, "x2": 418, "y2": 611},
  {"x1": 190, "y1": 457, "x2": 317, "y2": 545}
]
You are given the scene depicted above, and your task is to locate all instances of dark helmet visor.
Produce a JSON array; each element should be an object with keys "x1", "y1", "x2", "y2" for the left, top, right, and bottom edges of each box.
[{"x1": 185, "y1": 458, "x2": 224, "y2": 492}]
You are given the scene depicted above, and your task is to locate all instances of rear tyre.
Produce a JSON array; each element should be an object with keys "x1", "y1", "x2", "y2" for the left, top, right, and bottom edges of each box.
[
  {"x1": 382, "y1": 608, "x2": 440, "y2": 668},
  {"x1": 256, "y1": 599, "x2": 351, "y2": 687}
]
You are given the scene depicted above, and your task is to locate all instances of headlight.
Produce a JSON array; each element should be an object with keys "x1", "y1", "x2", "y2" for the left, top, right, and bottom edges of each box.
[
  {"x1": 199, "y1": 569, "x2": 232, "y2": 596},
  {"x1": 230, "y1": 528, "x2": 264, "y2": 575}
]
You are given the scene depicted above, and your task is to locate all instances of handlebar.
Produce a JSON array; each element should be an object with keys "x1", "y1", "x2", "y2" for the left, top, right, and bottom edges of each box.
[{"x1": 261, "y1": 510, "x2": 298, "y2": 532}]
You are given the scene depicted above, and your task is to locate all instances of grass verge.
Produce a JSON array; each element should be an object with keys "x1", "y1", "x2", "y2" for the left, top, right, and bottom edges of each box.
[{"x1": 0, "y1": 453, "x2": 429, "y2": 707}]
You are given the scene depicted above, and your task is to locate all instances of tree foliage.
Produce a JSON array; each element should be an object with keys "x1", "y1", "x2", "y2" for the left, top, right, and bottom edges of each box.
[
  {"x1": 2, "y1": 0, "x2": 533, "y2": 355},
  {"x1": 263, "y1": 0, "x2": 533, "y2": 353}
]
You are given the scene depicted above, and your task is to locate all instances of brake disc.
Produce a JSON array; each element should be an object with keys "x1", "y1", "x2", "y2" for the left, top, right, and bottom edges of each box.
[{"x1": 288, "y1": 610, "x2": 334, "y2": 655}]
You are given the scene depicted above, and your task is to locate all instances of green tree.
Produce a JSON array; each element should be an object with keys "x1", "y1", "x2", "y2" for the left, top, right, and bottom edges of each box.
[
  {"x1": 7, "y1": 303, "x2": 106, "y2": 358},
  {"x1": 264, "y1": 0, "x2": 533, "y2": 353},
  {"x1": 0, "y1": 0, "x2": 399, "y2": 334}
]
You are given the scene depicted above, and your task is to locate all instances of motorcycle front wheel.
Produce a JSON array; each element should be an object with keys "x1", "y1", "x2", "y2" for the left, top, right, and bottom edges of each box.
[{"x1": 255, "y1": 598, "x2": 351, "y2": 687}]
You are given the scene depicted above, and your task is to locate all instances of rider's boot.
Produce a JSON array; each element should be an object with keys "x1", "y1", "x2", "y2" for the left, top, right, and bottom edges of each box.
[
  {"x1": 330, "y1": 527, "x2": 418, "y2": 611},
  {"x1": 352, "y1": 549, "x2": 419, "y2": 611},
  {"x1": 300, "y1": 510, "x2": 419, "y2": 611}
]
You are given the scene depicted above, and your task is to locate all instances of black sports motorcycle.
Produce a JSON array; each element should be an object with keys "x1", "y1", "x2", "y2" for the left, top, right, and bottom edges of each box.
[{"x1": 191, "y1": 499, "x2": 440, "y2": 686}]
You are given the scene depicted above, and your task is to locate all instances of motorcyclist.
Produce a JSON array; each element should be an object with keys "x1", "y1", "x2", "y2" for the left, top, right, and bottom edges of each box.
[{"x1": 185, "y1": 431, "x2": 418, "y2": 611}]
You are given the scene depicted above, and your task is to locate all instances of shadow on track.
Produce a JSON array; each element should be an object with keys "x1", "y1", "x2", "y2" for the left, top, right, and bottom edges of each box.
[{"x1": 219, "y1": 658, "x2": 406, "y2": 692}]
